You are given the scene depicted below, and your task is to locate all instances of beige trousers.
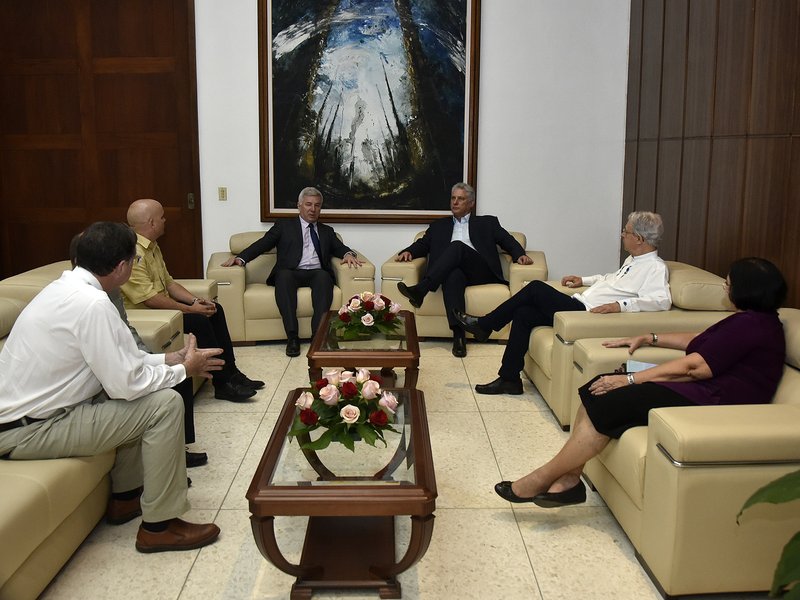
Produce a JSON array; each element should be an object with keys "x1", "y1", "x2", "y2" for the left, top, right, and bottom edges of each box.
[{"x1": 0, "y1": 389, "x2": 189, "y2": 522}]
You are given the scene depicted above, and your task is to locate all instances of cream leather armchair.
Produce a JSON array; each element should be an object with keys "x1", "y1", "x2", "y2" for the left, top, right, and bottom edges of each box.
[
  {"x1": 206, "y1": 231, "x2": 375, "y2": 342},
  {"x1": 570, "y1": 308, "x2": 800, "y2": 597},
  {"x1": 525, "y1": 261, "x2": 733, "y2": 429},
  {"x1": 380, "y1": 231, "x2": 547, "y2": 338}
]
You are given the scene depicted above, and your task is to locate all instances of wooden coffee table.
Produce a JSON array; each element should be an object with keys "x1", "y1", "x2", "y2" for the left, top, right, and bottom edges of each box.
[
  {"x1": 306, "y1": 310, "x2": 420, "y2": 388},
  {"x1": 247, "y1": 387, "x2": 437, "y2": 599}
]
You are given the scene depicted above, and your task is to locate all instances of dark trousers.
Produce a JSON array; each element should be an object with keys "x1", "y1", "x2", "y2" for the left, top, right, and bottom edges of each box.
[
  {"x1": 173, "y1": 378, "x2": 196, "y2": 444},
  {"x1": 420, "y1": 242, "x2": 502, "y2": 332},
  {"x1": 479, "y1": 281, "x2": 585, "y2": 380},
  {"x1": 183, "y1": 302, "x2": 236, "y2": 386},
  {"x1": 273, "y1": 268, "x2": 334, "y2": 337}
]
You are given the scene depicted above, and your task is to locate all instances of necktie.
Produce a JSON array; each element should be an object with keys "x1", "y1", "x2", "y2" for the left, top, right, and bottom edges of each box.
[{"x1": 308, "y1": 223, "x2": 322, "y2": 261}]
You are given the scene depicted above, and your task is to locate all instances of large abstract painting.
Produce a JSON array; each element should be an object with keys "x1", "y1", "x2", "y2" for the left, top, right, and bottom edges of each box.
[{"x1": 258, "y1": 0, "x2": 480, "y2": 222}]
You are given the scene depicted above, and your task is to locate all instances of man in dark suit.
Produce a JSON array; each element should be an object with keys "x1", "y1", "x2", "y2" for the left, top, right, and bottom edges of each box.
[
  {"x1": 222, "y1": 187, "x2": 362, "y2": 356},
  {"x1": 395, "y1": 182, "x2": 533, "y2": 357}
]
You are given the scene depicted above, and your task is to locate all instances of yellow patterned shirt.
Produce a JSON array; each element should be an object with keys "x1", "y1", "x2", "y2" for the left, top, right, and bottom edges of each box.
[{"x1": 121, "y1": 234, "x2": 174, "y2": 309}]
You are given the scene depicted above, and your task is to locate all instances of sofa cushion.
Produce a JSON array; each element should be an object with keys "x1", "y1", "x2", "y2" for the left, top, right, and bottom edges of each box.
[
  {"x1": 0, "y1": 297, "x2": 26, "y2": 339},
  {"x1": 0, "y1": 453, "x2": 114, "y2": 584},
  {"x1": 665, "y1": 261, "x2": 731, "y2": 311},
  {"x1": 595, "y1": 426, "x2": 649, "y2": 510},
  {"x1": 530, "y1": 328, "x2": 554, "y2": 378}
]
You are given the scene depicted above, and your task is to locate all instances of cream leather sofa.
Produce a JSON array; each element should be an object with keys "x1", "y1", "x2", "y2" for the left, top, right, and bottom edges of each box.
[
  {"x1": 380, "y1": 231, "x2": 547, "y2": 338},
  {"x1": 206, "y1": 231, "x2": 376, "y2": 342},
  {"x1": 524, "y1": 261, "x2": 733, "y2": 429},
  {"x1": 571, "y1": 308, "x2": 800, "y2": 597},
  {"x1": 0, "y1": 261, "x2": 189, "y2": 600}
]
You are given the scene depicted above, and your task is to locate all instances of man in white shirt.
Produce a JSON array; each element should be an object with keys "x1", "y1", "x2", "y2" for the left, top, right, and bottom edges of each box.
[
  {"x1": 0, "y1": 222, "x2": 224, "y2": 552},
  {"x1": 454, "y1": 212, "x2": 671, "y2": 394}
]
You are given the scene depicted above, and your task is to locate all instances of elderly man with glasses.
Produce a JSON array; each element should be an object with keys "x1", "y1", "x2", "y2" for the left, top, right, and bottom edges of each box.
[{"x1": 454, "y1": 211, "x2": 671, "y2": 395}]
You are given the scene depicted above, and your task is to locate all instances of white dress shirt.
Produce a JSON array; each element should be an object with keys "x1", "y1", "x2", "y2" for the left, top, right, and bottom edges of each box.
[
  {"x1": 297, "y1": 216, "x2": 322, "y2": 270},
  {"x1": 0, "y1": 267, "x2": 185, "y2": 421},
  {"x1": 450, "y1": 214, "x2": 476, "y2": 250},
  {"x1": 573, "y1": 251, "x2": 671, "y2": 312}
]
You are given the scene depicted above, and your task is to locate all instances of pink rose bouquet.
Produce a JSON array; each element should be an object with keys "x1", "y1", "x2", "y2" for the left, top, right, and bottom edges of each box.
[
  {"x1": 333, "y1": 292, "x2": 402, "y2": 340},
  {"x1": 287, "y1": 367, "x2": 401, "y2": 451}
]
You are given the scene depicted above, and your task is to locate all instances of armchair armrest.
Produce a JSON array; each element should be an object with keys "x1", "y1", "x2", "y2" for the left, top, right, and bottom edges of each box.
[
  {"x1": 331, "y1": 251, "x2": 375, "y2": 300},
  {"x1": 507, "y1": 251, "x2": 548, "y2": 295},
  {"x1": 175, "y1": 278, "x2": 218, "y2": 300},
  {"x1": 380, "y1": 257, "x2": 427, "y2": 301},
  {"x1": 649, "y1": 404, "x2": 800, "y2": 464},
  {"x1": 206, "y1": 252, "x2": 246, "y2": 341},
  {"x1": 553, "y1": 309, "x2": 730, "y2": 344}
]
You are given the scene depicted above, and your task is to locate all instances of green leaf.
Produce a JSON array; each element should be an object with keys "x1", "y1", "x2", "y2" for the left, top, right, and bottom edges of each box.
[
  {"x1": 738, "y1": 469, "x2": 800, "y2": 522},
  {"x1": 356, "y1": 423, "x2": 378, "y2": 446},
  {"x1": 300, "y1": 428, "x2": 335, "y2": 451},
  {"x1": 771, "y1": 532, "x2": 800, "y2": 597},
  {"x1": 287, "y1": 415, "x2": 312, "y2": 438}
]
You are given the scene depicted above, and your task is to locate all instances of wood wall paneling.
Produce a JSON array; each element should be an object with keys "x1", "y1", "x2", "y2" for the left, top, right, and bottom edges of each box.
[
  {"x1": 655, "y1": 139, "x2": 683, "y2": 258},
  {"x1": 626, "y1": 0, "x2": 644, "y2": 141},
  {"x1": 639, "y1": 0, "x2": 665, "y2": 140},
  {"x1": 749, "y1": 0, "x2": 797, "y2": 134},
  {"x1": 623, "y1": 0, "x2": 800, "y2": 306},
  {"x1": 660, "y1": 0, "x2": 688, "y2": 139},
  {"x1": 713, "y1": 0, "x2": 755, "y2": 136},
  {"x1": 676, "y1": 138, "x2": 711, "y2": 266},
  {"x1": 684, "y1": 0, "x2": 717, "y2": 137}
]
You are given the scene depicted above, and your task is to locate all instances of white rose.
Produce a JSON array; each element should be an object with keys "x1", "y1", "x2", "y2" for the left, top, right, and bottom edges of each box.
[
  {"x1": 372, "y1": 297, "x2": 386, "y2": 310},
  {"x1": 319, "y1": 384, "x2": 340, "y2": 406},
  {"x1": 295, "y1": 391, "x2": 314, "y2": 409},
  {"x1": 348, "y1": 297, "x2": 362, "y2": 311},
  {"x1": 339, "y1": 370, "x2": 354, "y2": 383},
  {"x1": 323, "y1": 369, "x2": 342, "y2": 386},
  {"x1": 379, "y1": 391, "x2": 398, "y2": 414},
  {"x1": 355, "y1": 368, "x2": 371, "y2": 383},
  {"x1": 339, "y1": 404, "x2": 360, "y2": 424},
  {"x1": 361, "y1": 313, "x2": 375, "y2": 326},
  {"x1": 389, "y1": 302, "x2": 402, "y2": 314},
  {"x1": 361, "y1": 379, "x2": 381, "y2": 400},
  {"x1": 360, "y1": 291, "x2": 375, "y2": 301}
]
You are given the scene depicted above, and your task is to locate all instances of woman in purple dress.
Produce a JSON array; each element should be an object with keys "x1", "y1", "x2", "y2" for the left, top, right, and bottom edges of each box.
[{"x1": 495, "y1": 257, "x2": 787, "y2": 507}]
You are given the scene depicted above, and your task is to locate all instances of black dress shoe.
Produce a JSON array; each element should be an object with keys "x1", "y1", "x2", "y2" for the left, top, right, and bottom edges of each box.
[
  {"x1": 494, "y1": 481, "x2": 537, "y2": 503},
  {"x1": 231, "y1": 370, "x2": 265, "y2": 390},
  {"x1": 532, "y1": 480, "x2": 587, "y2": 508},
  {"x1": 397, "y1": 282, "x2": 424, "y2": 309},
  {"x1": 475, "y1": 377, "x2": 523, "y2": 395},
  {"x1": 286, "y1": 336, "x2": 301, "y2": 357},
  {"x1": 214, "y1": 381, "x2": 256, "y2": 402},
  {"x1": 452, "y1": 309, "x2": 490, "y2": 342},
  {"x1": 185, "y1": 450, "x2": 208, "y2": 468},
  {"x1": 452, "y1": 335, "x2": 467, "y2": 357}
]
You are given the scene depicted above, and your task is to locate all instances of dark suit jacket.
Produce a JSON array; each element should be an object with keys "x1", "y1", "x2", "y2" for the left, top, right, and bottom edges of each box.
[
  {"x1": 237, "y1": 218, "x2": 353, "y2": 285},
  {"x1": 402, "y1": 215, "x2": 526, "y2": 284}
]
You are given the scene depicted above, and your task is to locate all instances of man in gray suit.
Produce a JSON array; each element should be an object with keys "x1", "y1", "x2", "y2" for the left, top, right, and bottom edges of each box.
[{"x1": 222, "y1": 187, "x2": 362, "y2": 356}]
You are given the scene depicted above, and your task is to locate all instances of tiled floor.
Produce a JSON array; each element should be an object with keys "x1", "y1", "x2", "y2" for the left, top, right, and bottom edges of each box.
[{"x1": 41, "y1": 341, "x2": 770, "y2": 600}]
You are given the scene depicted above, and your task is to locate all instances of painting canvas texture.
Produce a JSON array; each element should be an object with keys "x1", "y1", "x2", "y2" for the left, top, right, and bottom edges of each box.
[{"x1": 268, "y1": 0, "x2": 470, "y2": 214}]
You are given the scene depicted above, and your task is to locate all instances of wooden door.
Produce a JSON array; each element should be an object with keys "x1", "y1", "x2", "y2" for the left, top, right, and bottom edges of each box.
[{"x1": 0, "y1": 0, "x2": 202, "y2": 278}]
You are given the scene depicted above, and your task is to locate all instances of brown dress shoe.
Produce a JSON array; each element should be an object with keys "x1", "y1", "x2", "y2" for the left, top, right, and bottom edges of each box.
[
  {"x1": 106, "y1": 489, "x2": 143, "y2": 525},
  {"x1": 135, "y1": 518, "x2": 220, "y2": 553}
]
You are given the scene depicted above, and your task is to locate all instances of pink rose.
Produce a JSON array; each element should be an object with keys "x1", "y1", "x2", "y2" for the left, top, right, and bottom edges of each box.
[
  {"x1": 323, "y1": 369, "x2": 341, "y2": 386},
  {"x1": 372, "y1": 296, "x2": 386, "y2": 310},
  {"x1": 339, "y1": 404, "x2": 360, "y2": 424},
  {"x1": 348, "y1": 297, "x2": 362, "y2": 311},
  {"x1": 361, "y1": 313, "x2": 375, "y2": 326},
  {"x1": 360, "y1": 291, "x2": 375, "y2": 302},
  {"x1": 361, "y1": 379, "x2": 381, "y2": 400},
  {"x1": 319, "y1": 384, "x2": 340, "y2": 406},
  {"x1": 338, "y1": 305, "x2": 349, "y2": 316},
  {"x1": 295, "y1": 391, "x2": 314, "y2": 409},
  {"x1": 339, "y1": 370, "x2": 354, "y2": 383},
  {"x1": 355, "y1": 368, "x2": 371, "y2": 383},
  {"x1": 379, "y1": 391, "x2": 398, "y2": 414},
  {"x1": 389, "y1": 302, "x2": 401, "y2": 314}
]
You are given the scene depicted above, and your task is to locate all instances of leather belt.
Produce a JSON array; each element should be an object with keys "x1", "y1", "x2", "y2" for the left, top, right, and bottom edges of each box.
[{"x1": 0, "y1": 416, "x2": 44, "y2": 432}]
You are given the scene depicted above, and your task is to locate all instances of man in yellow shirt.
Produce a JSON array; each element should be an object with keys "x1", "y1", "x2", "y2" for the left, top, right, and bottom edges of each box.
[{"x1": 122, "y1": 199, "x2": 261, "y2": 402}]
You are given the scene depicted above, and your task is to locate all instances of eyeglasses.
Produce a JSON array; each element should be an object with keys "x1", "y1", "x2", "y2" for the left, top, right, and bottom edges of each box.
[{"x1": 620, "y1": 228, "x2": 637, "y2": 237}]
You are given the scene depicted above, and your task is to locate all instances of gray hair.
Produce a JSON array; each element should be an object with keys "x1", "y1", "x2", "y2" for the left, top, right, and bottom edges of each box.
[
  {"x1": 627, "y1": 211, "x2": 663, "y2": 247},
  {"x1": 451, "y1": 182, "x2": 475, "y2": 203},
  {"x1": 297, "y1": 186, "x2": 323, "y2": 205}
]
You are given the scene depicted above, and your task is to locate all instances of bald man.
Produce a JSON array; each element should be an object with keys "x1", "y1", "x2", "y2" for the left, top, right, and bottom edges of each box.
[{"x1": 122, "y1": 199, "x2": 262, "y2": 402}]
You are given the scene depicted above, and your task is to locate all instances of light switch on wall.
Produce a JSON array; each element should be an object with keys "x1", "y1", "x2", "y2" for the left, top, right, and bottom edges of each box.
[{"x1": 218, "y1": 187, "x2": 227, "y2": 201}]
